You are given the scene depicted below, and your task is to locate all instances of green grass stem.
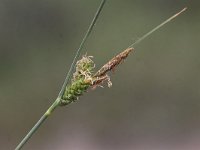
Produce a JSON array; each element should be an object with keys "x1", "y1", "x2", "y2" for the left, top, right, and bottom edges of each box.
[
  {"x1": 129, "y1": 7, "x2": 187, "y2": 48},
  {"x1": 15, "y1": 0, "x2": 107, "y2": 149}
]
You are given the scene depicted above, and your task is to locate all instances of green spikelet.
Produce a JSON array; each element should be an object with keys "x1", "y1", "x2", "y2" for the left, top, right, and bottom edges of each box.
[
  {"x1": 60, "y1": 78, "x2": 90, "y2": 105},
  {"x1": 60, "y1": 55, "x2": 95, "y2": 106}
]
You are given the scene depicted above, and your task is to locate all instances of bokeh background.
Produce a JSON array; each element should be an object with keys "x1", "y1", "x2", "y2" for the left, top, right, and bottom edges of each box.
[{"x1": 0, "y1": 0, "x2": 199, "y2": 149}]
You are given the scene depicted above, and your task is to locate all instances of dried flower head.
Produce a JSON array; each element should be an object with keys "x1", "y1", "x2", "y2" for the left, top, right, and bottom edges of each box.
[
  {"x1": 92, "y1": 47, "x2": 134, "y2": 88},
  {"x1": 94, "y1": 48, "x2": 133, "y2": 77},
  {"x1": 73, "y1": 54, "x2": 94, "y2": 81},
  {"x1": 60, "y1": 47, "x2": 133, "y2": 106}
]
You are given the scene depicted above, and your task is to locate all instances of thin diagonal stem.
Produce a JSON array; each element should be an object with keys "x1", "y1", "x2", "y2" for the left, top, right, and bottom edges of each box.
[
  {"x1": 129, "y1": 7, "x2": 187, "y2": 48},
  {"x1": 15, "y1": 99, "x2": 60, "y2": 150},
  {"x1": 15, "y1": 1, "x2": 107, "y2": 149},
  {"x1": 58, "y1": 0, "x2": 107, "y2": 99}
]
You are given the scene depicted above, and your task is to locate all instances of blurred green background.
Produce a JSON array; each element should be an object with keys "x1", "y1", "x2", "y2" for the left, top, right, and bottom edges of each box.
[{"x1": 0, "y1": 0, "x2": 199, "y2": 149}]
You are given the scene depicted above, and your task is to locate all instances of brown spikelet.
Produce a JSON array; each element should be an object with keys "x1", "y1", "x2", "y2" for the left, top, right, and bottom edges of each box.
[{"x1": 94, "y1": 47, "x2": 134, "y2": 77}]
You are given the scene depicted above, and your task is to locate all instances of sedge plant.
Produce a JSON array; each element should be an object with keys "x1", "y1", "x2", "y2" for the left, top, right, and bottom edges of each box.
[{"x1": 15, "y1": 0, "x2": 187, "y2": 149}]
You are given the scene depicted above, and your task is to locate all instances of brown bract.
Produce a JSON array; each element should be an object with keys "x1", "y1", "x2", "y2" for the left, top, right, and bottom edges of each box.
[
  {"x1": 94, "y1": 47, "x2": 134, "y2": 77},
  {"x1": 91, "y1": 47, "x2": 134, "y2": 88}
]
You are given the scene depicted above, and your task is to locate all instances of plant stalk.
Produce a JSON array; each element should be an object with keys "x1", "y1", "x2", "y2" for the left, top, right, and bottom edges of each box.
[
  {"x1": 15, "y1": 98, "x2": 60, "y2": 150},
  {"x1": 15, "y1": 0, "x2": 107, "y2": 149},
  {"x1": 129, "y1": 7, "x2": 187, "y2": 48},
  {"x1": 58, "y1": 0, "x2": 107, "y2": 99}
]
